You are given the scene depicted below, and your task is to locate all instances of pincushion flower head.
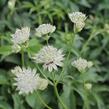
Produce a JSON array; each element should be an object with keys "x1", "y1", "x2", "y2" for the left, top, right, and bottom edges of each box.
[
  {"x1": 11, "y1": 66, "x2": 48, "y2": 94},
  {"x1": 11, "y1": 27, "x2": 30, "y2": 45},
  {"x1": 11, "y1": 27, "x2": 30, "y2": 53},
  {"x1": 68, "y1": 12, "x2": 86, "y2": 31},
  {"x1": 35, "y1": 24, "x2": 56, "y2": 37},
  {"x1": 72, "y1": 57, "x2": 93, "y2": 72},
  {"x1": 33, "y1": 45, "x2": 64, "y2": 72}
]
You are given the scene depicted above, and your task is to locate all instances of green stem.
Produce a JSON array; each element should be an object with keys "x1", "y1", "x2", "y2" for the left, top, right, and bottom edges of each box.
[
  {"x1": 56, "y1": 50, "x2": 71, "y2": 84},
  {"x1": 80, "y1": 33, "x2": 93, "y2": 54},
  {"x1": 36, "y1": 91, "x2": 53, "y2": 109},
  {"x1": 46, "y1": 39, "x2": 49, "y2": 45},
  {"x1": 21, "y1": 49, "x2": 24, "y2": 66},
  {"x1": 36, "y1": 64, "x2": 53, "y2": 85},
  {"x1": 46, "y1": 34, "x2": 49, "y2": 45},
  {"x1": 53, "y1": 82, "x2": 68, "y2": 109},
  {"x1": 57, "y1": 29, "x2": 77, "y2": 84},
  {"x1": 80, "y1": 29, "x2": 105, "y2": 54}
]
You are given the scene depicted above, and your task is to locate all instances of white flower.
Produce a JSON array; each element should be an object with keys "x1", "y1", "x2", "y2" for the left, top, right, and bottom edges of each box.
[
  {"x1": 35, "y1": 24, "x2": 56, "y2": 37},
  {"x1": 11, "y1": 66, "x2": 48, "y2": 94},
  {"x1": 11, "y1": 27, "x2": 30, "y2": 45},
  {"x1": 68, "y1": 12, "x2": 86, "y2": 32},
  {"x1": 33, "y1": 45, "x2": 64, "y2": 72},
  {"x1": 72, "y1": 57, "x2": 93, "y2": 72},
  {"x1": 68, "y1": 12, "x2": 86, "y2": 23},
  {"x1": 8, "y1": 0, "x2": 16, "y2": 10},
  {"x1": 84, "y1": 83, "x2": 92, "y2": 90}
]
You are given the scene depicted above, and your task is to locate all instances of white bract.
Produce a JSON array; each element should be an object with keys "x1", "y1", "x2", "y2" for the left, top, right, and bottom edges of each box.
[
  {"x1": 8, "y1": 0, "x2": 16, "y2": 10},
  {"x1": 12, "y1": 44, "x2": 21, "y2": 53},
  {"x1": 68, "y1": 12, "x2": 86, "y2": 31},
  {"x1": 11, "y1": 66, "x2": 48, "y2": 94},
  {"x1": 37, "y1": 78, "x2": 48, "y2": 90},
  {"x1": 11, "y1": 27, "x2": 30, "y2": 45},
  {"x1": 72, "y1": 57, "x2": 93, "y2": 72},
  {"x1": 35, "y1": 24, "x2": 56, "y2": 37},
  {"x1": 11, "y1": 27, "x2": 30, "y2": 53},
  {"x1": 75, "y1": 22, "x2": 85, "y2": 31},
  {"x1": 33, "y1": 45, "x2": 64, "y2": 72}
]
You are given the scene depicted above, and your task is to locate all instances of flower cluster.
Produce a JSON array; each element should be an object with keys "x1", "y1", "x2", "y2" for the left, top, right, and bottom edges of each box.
[
  {"x1": 68, "y1": 12, "x2": 86, "y2": 32},
  {"x1": 32, "y1": 45, "x2": 64, "y2": 72},
  {"x1": 35, "y1": 24, "x2": 56, "y2": 37},
  {"x1": 10, "y1": 12, "x2": 94, "y2": 97},
  {"x1": 11, "y1": 66, "x2": 48, "y2": 94},
  {"x1": 72, "y1": 57, "x2": 93, "y2": 72},
  {"x1": 11, "y1": 27, "x2": 30, "y2": 53}
]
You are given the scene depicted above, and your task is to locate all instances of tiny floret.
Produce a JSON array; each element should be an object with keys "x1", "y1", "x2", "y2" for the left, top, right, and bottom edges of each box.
[
  {"x1": 32, "y1": 45, "x2": 64, "y2": 72},
  {"x1": 35, "y1": 24, "x2": 56, "y2": 37},
  {"x1": 72, "y1": 57, "x2": 93, "y2": 72},
  {"x1": 11, "y1": 66, "x2": 48, "y2": 94}
]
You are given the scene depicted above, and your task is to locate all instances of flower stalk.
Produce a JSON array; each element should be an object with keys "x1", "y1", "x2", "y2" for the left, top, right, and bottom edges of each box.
[
  {"x1": 53, "y1": 82, "x2": 68, "y2": 109},
  {"x1": 36, "y1": 91, "x2": 53, "y2": 109},
  {"x1": 21, "y1": 49, "x2": 25, "y2": 66}
]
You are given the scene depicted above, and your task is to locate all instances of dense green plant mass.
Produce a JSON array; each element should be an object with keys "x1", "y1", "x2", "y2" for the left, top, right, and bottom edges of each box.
[{"x1": 0, "y1": 0, "x2": 109, "y2": 109}]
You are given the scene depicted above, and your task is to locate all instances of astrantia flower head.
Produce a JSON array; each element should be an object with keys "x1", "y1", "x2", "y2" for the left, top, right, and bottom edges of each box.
[
  {"x1": 11, "y1": 66, "x2": 48, "y2": 94},
  {"x1": 11, "y1": 27, "x2": 30, "y2": 45},
  {"x1": 33, "y1": 45, "x2": 64, "y2": 72},
  {"x1": 68, "y1": 12, "x2": 86, "y2": 32},
  {"x1": 72, "y1": 57, "x2": 93, "y2": 72},
  {"x1": 35, "y1": 24, "x2": 56, "y2": 37},
  {"x1": 68, "y1": 12, "x2": 86, "y2": 23}
]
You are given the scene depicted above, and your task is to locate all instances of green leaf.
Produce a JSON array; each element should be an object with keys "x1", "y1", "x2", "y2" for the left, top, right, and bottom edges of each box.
[
  {"x1": 78, "y1": 71, "x2": 103, "y2": 83},
  {"x1": 79, "y1": 0, "x2": 91, "y2": 7},
  {"x1": 93, "y1": 93, "x2": 105, "y2": 109},
  {"x1": 12, "y1": 94, "x2": 25, "y2": 109},
  {"x1": 26, "y1": 89, "x2": 52, "y2": 109},
  {"x1": 0, "y1": 101, "x2": 12, "y2": 109},
  {"x1": 5, "y1": 54, "x2": 21, "y2": 65},
  {"x1": 0, "y1": 69, "x2": 8, "y2": 85},
  {"x1": 26, "y1": 38, "x2": 42, "y2": 55},
  {"x1": 73, "y1": 86, "x2": 90, "y2": 109},
  {"x1": 0, "y1": 45, "x2": 12, "y2": 55},
  {"x1": 59, "y1": 84, "x2": 76, "y2": 109}
]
